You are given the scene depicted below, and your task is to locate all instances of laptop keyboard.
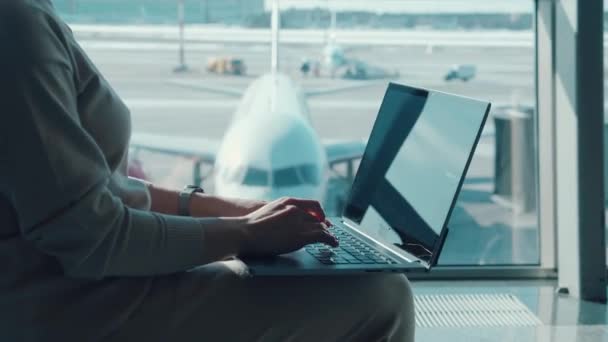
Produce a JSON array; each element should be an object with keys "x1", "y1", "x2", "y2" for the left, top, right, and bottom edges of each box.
[{"x1": 304, "y1": 226, "x2": 398, "y2": 265}]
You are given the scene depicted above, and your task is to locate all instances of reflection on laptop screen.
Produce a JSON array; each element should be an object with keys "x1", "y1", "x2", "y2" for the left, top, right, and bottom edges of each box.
[{"x1": 343, "y1": 83, "x2": 489, "y2": 264}]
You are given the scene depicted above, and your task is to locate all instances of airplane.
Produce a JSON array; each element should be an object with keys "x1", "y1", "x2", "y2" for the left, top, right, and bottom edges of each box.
[
  {"x1": 301, "y1": 5, "x2": 399, "y2": 81},
  {"x1": 129, "y1": 0, "x2": 373, "y2": 207},
  {"x1": 322, "y1": 9, "x2": 348, "y2": 77},
  {"x1": 297, "y1": 8, "x2": 349, "y2": 78}
]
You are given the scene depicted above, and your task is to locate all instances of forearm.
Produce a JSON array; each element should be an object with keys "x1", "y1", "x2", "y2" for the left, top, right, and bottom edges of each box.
[
  {"x1": 147, "y1": 183, "x2": 247, "y2": 217},
  {"x1": 72, "y1": 212, "x2": 246, "y2": 277},
  {"x1": 17, "y1": 177, "x2": 246, "y2": 278}
]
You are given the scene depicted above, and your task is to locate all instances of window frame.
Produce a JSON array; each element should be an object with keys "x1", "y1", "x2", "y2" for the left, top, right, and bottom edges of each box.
[{"x1": 412, "y1": 0, "x2": 559, "y2": 280}]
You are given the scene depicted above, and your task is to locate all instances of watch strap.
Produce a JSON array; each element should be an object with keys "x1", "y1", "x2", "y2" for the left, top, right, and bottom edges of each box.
[{"x1": 178, "y1": 185, "x2": 204, "y2": 216}]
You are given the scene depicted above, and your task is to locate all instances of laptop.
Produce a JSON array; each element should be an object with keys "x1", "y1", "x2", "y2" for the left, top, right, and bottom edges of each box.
[{"x1": 244, "y1": 82, "x2": 491, "y2": 276}]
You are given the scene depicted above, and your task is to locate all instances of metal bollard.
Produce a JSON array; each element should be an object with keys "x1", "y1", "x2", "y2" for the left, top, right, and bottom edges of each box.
[{"x1": 493, "y1": 106, "x2": 537, "y2": 214}]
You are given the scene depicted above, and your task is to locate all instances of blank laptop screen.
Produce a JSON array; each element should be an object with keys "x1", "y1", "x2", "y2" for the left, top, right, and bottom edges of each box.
[{"x1": 343, "y1": 83, "x2": 489, "y2": 263}]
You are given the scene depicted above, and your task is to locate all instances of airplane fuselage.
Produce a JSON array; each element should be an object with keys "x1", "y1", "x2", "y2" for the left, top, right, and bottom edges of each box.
[{"x1": 213, "y1": 73, "x2": 329, "y2": 202}]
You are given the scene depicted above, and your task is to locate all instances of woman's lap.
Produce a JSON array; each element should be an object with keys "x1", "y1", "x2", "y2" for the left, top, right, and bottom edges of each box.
[{"x1": 109, "y1": 260, "x2": 414, "y2": 342}]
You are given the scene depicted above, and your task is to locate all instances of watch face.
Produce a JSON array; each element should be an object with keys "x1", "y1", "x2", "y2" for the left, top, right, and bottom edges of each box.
[{"x1": 185, "y1": 185, "x2": 204, "y2": 193}]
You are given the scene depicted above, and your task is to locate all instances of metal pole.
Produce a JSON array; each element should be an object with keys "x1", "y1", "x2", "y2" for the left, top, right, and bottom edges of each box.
[
  {"x1": 174, "y1": 0, "x2": 189, "y2": 72},
  {"x1": 270, "y1": 0, "x2": 280, "y2": 75}
]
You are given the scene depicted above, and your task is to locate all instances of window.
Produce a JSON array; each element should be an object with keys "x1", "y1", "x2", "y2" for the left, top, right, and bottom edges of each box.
[{"x1": 58, "y1": 0, "x2": 539, "y2": 267}]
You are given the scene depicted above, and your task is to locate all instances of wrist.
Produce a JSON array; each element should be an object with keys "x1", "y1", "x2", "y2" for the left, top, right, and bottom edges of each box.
[
  {"x1": 188, "y1": 191, "x2": 220, "y2": 217},
  {"x1": 225, "y1": 216, "x2": 250, "y2": 255},
  {"x1": 199, "y1": 216, "x2": 249, "y2": 261}
]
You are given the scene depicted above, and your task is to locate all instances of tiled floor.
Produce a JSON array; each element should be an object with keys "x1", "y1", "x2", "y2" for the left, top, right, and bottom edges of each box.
[
  {"x1": 412, "y1": 281, "x2": 608, "y2": 341},
  {"x1": 416, "y1": 326, "x2": 608, "y2": 342}
]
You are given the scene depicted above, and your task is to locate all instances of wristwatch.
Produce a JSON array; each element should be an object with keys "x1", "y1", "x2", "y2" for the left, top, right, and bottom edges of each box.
[{"x1": 178, "y1": 185, "x2": 204, "y2": 216}]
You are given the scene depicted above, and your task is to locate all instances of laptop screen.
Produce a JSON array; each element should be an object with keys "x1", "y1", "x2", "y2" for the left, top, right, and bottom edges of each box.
[{"x1": 343, "y1": 83, "x2": 490, "y2": 266}]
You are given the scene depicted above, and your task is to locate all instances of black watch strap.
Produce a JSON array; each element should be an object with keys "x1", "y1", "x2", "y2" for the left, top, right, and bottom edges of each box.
[{"x1": 178, "y1": 185, "x2": 204, "y2": 216}]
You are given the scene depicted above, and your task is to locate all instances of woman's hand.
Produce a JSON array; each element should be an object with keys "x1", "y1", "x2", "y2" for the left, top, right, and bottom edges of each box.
[{"x1": 237, "y1": 197, "x2": 338, "y2": 257}]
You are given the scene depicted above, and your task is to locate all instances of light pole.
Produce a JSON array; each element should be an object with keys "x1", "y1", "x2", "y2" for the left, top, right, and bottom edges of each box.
[{"x1": 173, "y1": 0, "x2": 189, "y2": 72}]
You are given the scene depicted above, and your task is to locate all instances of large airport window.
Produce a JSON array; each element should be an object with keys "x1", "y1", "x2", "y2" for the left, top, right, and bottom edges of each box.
[{"x1": 54, "y1": 0, "x2": 538, "y2": 267}]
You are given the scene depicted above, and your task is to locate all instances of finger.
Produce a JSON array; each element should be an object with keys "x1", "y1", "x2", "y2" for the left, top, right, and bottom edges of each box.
[
  {"x1": 303, "y1": 228, "x2": 339, "y2": 247},
  {"x1": 282, "y1": 198, "x2": 326, "y2": 222}
]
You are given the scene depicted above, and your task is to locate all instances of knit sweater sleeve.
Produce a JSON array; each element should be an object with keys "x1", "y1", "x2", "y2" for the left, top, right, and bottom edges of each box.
[{"x1": 0, "y1": 0, "x2": 210, "y2": 279}]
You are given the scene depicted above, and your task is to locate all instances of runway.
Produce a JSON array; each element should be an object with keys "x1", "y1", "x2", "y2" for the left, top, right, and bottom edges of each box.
[{"x1": 82, "y1": 36, "x2": 539, "y2": 266}]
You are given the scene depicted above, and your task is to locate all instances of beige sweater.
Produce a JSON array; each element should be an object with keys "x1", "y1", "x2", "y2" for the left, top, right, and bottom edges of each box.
[{"x1": 0, "y1": 1, "x2": 209, "y2": 340}]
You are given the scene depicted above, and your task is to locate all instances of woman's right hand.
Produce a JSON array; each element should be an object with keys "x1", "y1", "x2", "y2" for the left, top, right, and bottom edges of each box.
[{"x1": 237, "y1": 197, "x2": 339, "y2": 257}]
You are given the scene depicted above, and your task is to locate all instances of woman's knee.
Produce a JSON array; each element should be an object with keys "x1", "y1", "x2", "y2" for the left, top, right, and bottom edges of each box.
[
  {"x1": 373, "y1": 274, "x2": 414, "y2": 316},
  {"x1": 340, "y1": 274, "x2": 414, "y2": 319},
  {"x1": 339, "y1": 274, "x2": 414, "y2": 341}
]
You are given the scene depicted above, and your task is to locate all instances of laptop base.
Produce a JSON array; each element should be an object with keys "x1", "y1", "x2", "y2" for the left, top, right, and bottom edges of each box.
[{"x1": 243, "y1": 247, "x2": 427, "y2": 276}]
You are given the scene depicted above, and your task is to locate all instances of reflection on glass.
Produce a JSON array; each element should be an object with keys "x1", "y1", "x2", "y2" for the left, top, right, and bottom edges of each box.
[
  {"x1": 385, "y1": 92, "x2": 488, "y2": 235},
  {"x1": 345, "y1": 85, "x2": 489, "y2": 264}
]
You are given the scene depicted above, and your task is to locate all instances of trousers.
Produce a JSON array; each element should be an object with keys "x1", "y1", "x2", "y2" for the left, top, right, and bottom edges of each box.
[{"x1": 110, "y1": 260, "x2": 415, "y2": 342}]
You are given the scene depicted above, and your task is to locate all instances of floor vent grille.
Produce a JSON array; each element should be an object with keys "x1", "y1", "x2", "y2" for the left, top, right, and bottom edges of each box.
[{"x1": 414, "y1": 294, "x2": 542, "y2": 328}]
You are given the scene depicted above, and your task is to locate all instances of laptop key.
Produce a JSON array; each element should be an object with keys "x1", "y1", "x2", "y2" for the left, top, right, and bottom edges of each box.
[
  {"x1": 332, "y1": 258, "x2": 350, "y2": 264},
  {"x1": 344, "y1": 256, "x2": 360, "y2": 263},
  {"x1": 304, "y1": 226, "x2": 401, "y2": 266}
]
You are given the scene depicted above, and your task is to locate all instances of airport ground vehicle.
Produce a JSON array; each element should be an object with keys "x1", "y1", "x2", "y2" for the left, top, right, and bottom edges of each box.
[
  {"x1": 206, "y1": 57, "x2": 246, "y2": 75},
  {"x1": 444, "y1": 64, "x2": 477, "y2": 81},
  {"x1": 342, "y1": 60, "x2": 399, "y2": 80}
]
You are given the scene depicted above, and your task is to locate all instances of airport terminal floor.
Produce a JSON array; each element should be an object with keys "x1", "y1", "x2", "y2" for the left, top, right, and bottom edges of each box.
[{"x1": 411, "y1": 281, "x2": 608, "y2": 342}]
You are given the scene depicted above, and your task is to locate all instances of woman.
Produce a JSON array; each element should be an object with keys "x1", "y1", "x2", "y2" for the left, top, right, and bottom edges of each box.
[{"x1": 0, "y1": 1, "x2": 414, "y2": 341}]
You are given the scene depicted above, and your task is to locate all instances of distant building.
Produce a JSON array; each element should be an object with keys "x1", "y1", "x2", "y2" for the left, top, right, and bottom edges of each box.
[
  {"x1": 269, "y1": 0, "x2": 532, "y2": 15},
  {"x1": 53, "y1": 0, "x2": 265, "y2": 25}
]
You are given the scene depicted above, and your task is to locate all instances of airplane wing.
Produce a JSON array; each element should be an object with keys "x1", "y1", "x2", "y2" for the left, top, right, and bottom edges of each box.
[
  {"x1": 166, "y1": 79, "x2": 243, "y2": 98},
  {"x1": 305, "y1": 82, "x2": 382, "y2": 98},
  {"x1": 130, "y1": 132, "x2": 220, "y2": 164},
  {"x1": 324, "y1": 139, "x2": 367, "y2": 165}
]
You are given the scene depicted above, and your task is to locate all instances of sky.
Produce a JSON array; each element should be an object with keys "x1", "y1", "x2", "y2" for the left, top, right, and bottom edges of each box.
[{"x1": 265, "y1": 0, "x2": 533, "y2": 14}]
